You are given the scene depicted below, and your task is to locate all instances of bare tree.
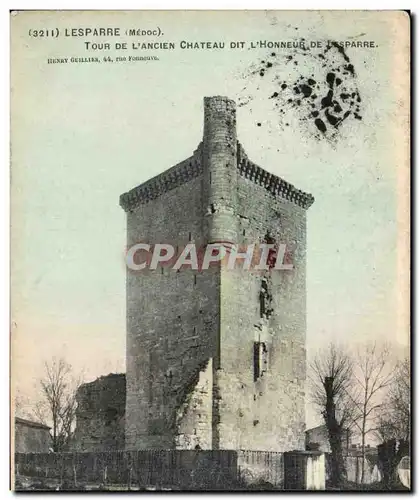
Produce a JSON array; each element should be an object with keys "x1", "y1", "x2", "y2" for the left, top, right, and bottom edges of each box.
[
  {"x1": 310, "y1": 343, "x2": 355, "y2": 487},
  {"x1": 13, "y1": 388, "x2": 35, "y2": 420},
  {"x1": 351, "y1": 342, "x2": 394, "y2": 483},
  {"x1": 34, "y1": 357, "x2": 82, "y2": 452},
  {"x1": 376, "y1": 356, "x2": 410, "y2": 443}
]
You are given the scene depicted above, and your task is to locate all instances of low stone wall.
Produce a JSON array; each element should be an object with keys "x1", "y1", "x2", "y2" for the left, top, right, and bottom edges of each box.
[
  {"x1": 16, "y1": 449, "x2": 317, "y2": 490},
  {"x1": 15, "y1": 450, "x2": 238, "y2": 490},
  {"x1": 237, "y1": 450, "x2": 284, "y2": 487},
  {"x1": 325, "y1": 453, "x2": 382, "y2": 485},
  {"x1": 345, "y1": 456, "x2": 382, "y2": 484}
]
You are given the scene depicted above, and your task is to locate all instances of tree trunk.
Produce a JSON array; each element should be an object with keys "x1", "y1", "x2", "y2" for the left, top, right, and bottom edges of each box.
[
  {"x1": 361, "y1": 427, "x2": 366, "y2": 484},
  {"x1": 361, "y1": 400, "x2": 367, "y2": 484},
  {"x1": 53, "y1": 413, "x2": 58, "y2": 452},
  {"x1": 325, "y1": 377, "x2": 346, "y2": 486},
  {"x1": 327, "y1": 424, "x2": 346, "y2": 486}
]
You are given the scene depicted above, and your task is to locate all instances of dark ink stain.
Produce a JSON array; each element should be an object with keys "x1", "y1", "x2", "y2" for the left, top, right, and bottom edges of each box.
[
  {"x1": 242, "y1": 38, "x2": 363, "y2": 140},
  {"x1": 300, "y1": 84, "x2": 312, "y2": 97},
  {"x1": 328, "y1": 41, "x2": 350, "y2": 62},
  {"x1": 321, "y1": 90, "x2": 333, "y2": 108},
  {"x1": 344, "y1": 64, "x2": 355, "y2": 75},
  {"x1": 314, "y1": 118, "x2": 327, "y2": 133},
  {"x1": 325, "y1": 109, "x2": 340, "y2": 126},
  {"x1": 326, "y1": 72, "x2": 335, "y2": 88}
]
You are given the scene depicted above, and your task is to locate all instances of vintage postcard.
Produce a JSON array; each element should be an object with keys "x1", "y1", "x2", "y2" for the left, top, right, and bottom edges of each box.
[{"x1": 10, "y1": 10, "x2": 410, "y2": 491}]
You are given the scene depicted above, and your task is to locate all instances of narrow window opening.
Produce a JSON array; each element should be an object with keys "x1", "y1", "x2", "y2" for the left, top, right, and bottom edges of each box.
[
  {"x1": 259, "y1": 278, "x2": 273, "y2": 319},
  {"x1": 253, "y1": 342, "x2": 260, "y2": 382},
  {"x1": 253, "y1": 341, "x2": 268, "y2": 381},
  {"x1": 194, "y1": 274, "x2": 197, "y2": 285}
]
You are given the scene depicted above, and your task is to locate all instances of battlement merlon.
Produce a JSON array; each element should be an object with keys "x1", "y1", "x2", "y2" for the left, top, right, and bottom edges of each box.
[
  {"x1": 119, "y1": 146, "x2": 314, "y2": 212},
  {"x1": 119, "y1": 97, "x2": 315, "y2": 213},
  {"x1": 236, "y1": 142, "x2": 315, "y2": 210},
  {"x1": 119, "y1": 148, "x2": 203, "y2": 213},
  {"x1": 119, "y1": 144, "x2": 315, "y2": 212}
]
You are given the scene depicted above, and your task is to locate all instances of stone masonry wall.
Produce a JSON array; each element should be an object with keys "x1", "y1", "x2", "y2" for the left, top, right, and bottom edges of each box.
[
  {"x1": 73, "y1": 374, "x2": 126, "y2": 452},
  {"x1": 125, "y1": 165, "x2": 219, "y2": 450},
  {"x1": 216, "y1": 176, "x2": 307, "y2": 451},
  {"x1": 121, "y1": 96, "x2": 313, "y2": 452},
  {"x1": 15, "y1": 419, "x2": 51, "y2": 453},
  {"x1": 175, "y1": 358, "x2": 213, "y2": 450}
]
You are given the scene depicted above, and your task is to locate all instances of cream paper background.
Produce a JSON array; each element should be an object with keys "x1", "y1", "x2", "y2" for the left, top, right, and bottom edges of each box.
[{"x1": 10, "y1": 10, "x2": 410, "y2": 430}]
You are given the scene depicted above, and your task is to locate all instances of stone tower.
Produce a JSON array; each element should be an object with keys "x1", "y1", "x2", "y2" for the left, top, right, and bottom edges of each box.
[{"x1": 120, "y1": 96, "x2": 314, "y2": 452}]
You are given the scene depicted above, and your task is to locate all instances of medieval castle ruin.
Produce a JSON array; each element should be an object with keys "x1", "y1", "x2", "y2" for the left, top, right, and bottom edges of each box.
[{"x1": 74, "y1": 96, "x2": 314, "y2": 454}]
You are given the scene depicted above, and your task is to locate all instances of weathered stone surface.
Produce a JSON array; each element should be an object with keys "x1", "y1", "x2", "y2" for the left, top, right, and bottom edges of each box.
[
  {"x1": 175, "y1": 359, "x2": 213, "y2": 450},
  {"x1": 15, "y1": 418, "x2": 51, "y2": 453},
  {"x1": 73, "y1": 373, "x2": 126, "y2": 451},
  {"x1": 121, "y1": 96, "x2": 313, "y2": 452}
]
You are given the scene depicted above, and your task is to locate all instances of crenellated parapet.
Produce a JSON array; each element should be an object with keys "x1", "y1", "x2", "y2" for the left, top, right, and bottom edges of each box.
[
  {"x1": 237, "y1": 142, "x2": 315, "y2": 210},
  {"x1": 119, "y1": 147, "x2": 203, "y2": 213},
  {"x1": 120, "y1": 99, "x2": 314, "y2": 215}
]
